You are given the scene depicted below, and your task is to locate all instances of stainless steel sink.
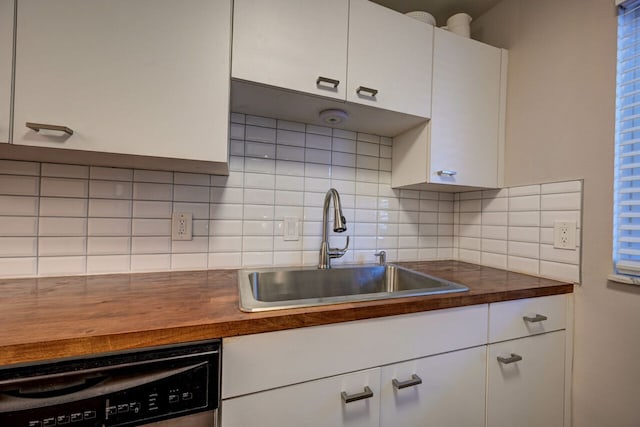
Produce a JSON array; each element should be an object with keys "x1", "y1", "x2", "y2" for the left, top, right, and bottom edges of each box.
[{"x1": 237, "y1": 264, "x2": 468, "y2": 312}]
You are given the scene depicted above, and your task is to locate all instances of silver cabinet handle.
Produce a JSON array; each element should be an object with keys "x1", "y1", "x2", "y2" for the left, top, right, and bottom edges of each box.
[
  {"x1": 523, "y1": 314, "x2": 548, "y2": 323},
  {"x1": 392, "y1": 374, "x2": 422, "y2": 390},
  {"x1": 497, "y1": 353, "x2": 523, "y2": 364},
  {"x1": 316, "y1": 76, "x2": 340, "y2": 88},
  {"x1": 341, "y1": 386, "x2": 373, "y2": 404},
  {"x1": 437, "y1": 170, "x2": 457, "y2": 176},
  {"x1": 356, "y1": 86, "x2": 378, "y2": 97},
  {"x1": 26, "y1": 122, "x2": 74, "y2": 136}
]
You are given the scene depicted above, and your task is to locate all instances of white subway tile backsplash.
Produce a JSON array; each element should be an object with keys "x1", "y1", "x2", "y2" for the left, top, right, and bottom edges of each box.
[
  {"x1": 277, "y1": 129, "x2": 306, "y2": 147},
  {"x1": 332, "y1": 138, "x2": 357, "y2": 154},
  {"x1": 40, "y1": 198, "x2": 87, "y2": 217},
  {"x1": 131, "y1": 254, "x2": 171, "y2": 272},
  {"x1": 278, "y1": 120, "x2": 306, "y2": 133},
  {"x1": 88, "y1": 218, "x2": 131, "y2": 236},
  {"x1": 132, "y1": 219, "x2": 171, "y2": 236},
  {"x1": 508, "y1": 241, "x2": 539, "y2": 259},
  {"x1": 275, "y1": 190, "x2": 304, "y2": 206},
  {"x1": 133, "y1": 183, "x2": 172, "y2": 201},
  {"x1": 540, "y1": 260, "x2": 580, "y2": 282},
  {"x1": 242, "y1": 251, "x2": 273, "y2": 266},
  {"x1": 0, "y1": 196, "x2": 38, "y2": 216},
  {"x1": 173, "y1": 202, "x2": 209, "y2": 220},
  {"x1": 0, "y1": 237, "x2": 37, "y2": 257},
  {"x1": 0, "y1": 217, "x2": 37, "y2": 236},
  {"x1": 508, "y1": 255, "x2": 539, "y2": 276},
  {"x1": 173, "y1": 185, "x2": 210, "y2": 203},
  {"x1": 0, "y1": 160, "x2": 39, "y2": 176},
  {"x1": 87, "y1": 255, "x2": 130, "y2": 274},
  {"x1": 38, "y1": 256, "x2": 86, "y2": 276},
  {"x1": 244, "y1": 157, "x2": 276, "y2": 174},
  {"x1": 208, "y1": 252, "x2": 242, "y2": 269},
  {"x1": 246, "y1": 115, "x2": 276, "y2": 128},
  {"x1": 87, "y1": 237, "x2": 131, "y2": 255},
  {"x1": 482, "y1": 252, "x2": 507, "y2": 269},
  {"x1": 0, "y1": 257, "x2": 37, "y2": 277},
  {"x1": 39, "y1": 217, "x2": 86, "y2": 237},
  {"x1": 209, "y1": 236, "x2": 242, "y2": 253},
  {"x1": 482, "y1": 238, "x2": 507, "y2": 254},
  {"x1": 541, "y1": 192, "x2": 582, "y2": 211},
  {"x1": 508, "y1": 211, "x2": 540, "y2": 227},
  {"x1": 332, "y1": 153, "x2": 356, "y2": 168},
  {"x1": 90, "y1": 180, "x2": 133, "y2": 199},
  {"x1": 132, "y1": 236, "x2": 172, "y2": 254},
  {"x1": 277, "y1": 160, "x2": 305, "y2": 177},
  {"x1": 133, "y1": 201, "x2": 172, "y2": 219},
  {"x1": 229, "y1": 139, "x2": 245, "y2": 156},
  {"x1": 541, "y1": 180, "x2": 582, "y2": 194},
  {"x1": 246, "y1": 141, "x2": 276, "y2": 159},
  {"x1": 508, "y1": 185, "x2": 540, "y2": 197},
  {"x1": 230, "y1": 123, "x2": 245, "y2": 139},
  {"x1": 481, "y1": 225, "x2": 508, "y2": 240},
  {"x1": 541, "y1": 211, "x2": 581, "y2": 227},
  {"x1": 38, "y1": 237, "x2": 86, "y2": 256},
  {"x1": 540, "y1": 244, "x2": 580, "y2": 265},
  {"x1": 42, "y1": 163, "x2": 89, "y2": 179},
  {"x1": 0, "y1": 175, "x2": 39, "y2": 196},
  {"x1": 172, "y1": 237, "x2": 209, "y2": 254},
  {"x1": 171, "y1": 253, "x2": 208, "y2": 270},
  {"x1": 246, "y1": 125, "x2": 276, "y2": 144},
  {"x1": 173, "y1": 173, "x2": 210, "y2": 186},
  {"x1": 133, "y1": 170, "x2": 172, "y2": 184},
  {"x1": 211, "y1": 187, "x2": 244, "y2": 205}
]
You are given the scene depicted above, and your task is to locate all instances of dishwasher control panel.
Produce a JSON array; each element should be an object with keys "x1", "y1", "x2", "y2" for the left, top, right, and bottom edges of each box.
[{"x1": 0, "y1": 340, "x2": 220, "y2": 427}]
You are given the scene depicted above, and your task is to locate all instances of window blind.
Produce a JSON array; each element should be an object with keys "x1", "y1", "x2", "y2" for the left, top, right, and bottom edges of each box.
[{"x1": 614, "y1": 0, "x2": 640, "y2": 276}]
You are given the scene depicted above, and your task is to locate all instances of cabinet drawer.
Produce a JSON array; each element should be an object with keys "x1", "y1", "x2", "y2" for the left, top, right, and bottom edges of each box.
[
  {"x1": 221, "y1": 368, "x2": 381, "y2": 427},
  {"x1": 489, "y1": 294, "x2": 567, "y2": 343},
  {"x1": 222, "y1": 304, "x2": 488, "y2": 398}
]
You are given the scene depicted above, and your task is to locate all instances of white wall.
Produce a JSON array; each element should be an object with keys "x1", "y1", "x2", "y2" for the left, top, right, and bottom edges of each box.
[{"x1": 474, "y1": 0, "x2": 640, "y2": 425}]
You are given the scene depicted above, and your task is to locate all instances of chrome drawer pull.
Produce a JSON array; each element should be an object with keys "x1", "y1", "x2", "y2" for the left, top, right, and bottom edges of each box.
[
  {"x1": 392, "y1": 374, "x2": 422, "y2": 390},
  {"x1": 341, "y1": 386, "x2": 373, "y2": 404},
  {"x1": 356, "y1": 86, "x2": 378, "y2": 97},
  {"x1": 497, "y1": 353, "x2": 523, "y2": 364},
  {"x1": 523, "y1": 314, "x2": 548, "y2": 323},
  {"x1": 316, "y1": 76, "x2": 340, "y2": 88},
  {"x1": 436, "y1": 170, "x2": 457, "y2": 176},
  {"x1": 26, "y1": 122, "x2": 74, "y2": 136}
]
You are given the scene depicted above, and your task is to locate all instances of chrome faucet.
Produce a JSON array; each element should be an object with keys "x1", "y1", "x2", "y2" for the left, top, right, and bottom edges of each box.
[{"x1": 318, "y1": 188, "x2": 349, "y2": 269}]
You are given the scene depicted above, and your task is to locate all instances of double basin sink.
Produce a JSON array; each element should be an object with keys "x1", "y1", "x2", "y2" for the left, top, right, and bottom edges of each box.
[{"x1": 238, "y1": 264, "x2": 468, "y2": 312}]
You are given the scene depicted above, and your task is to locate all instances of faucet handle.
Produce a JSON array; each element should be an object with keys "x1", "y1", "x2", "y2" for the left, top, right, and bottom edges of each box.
[
  {"x1": 329, "y1": 235, "x2": 350, "y2": 258},
  {"x1": 374, "y1": 250, "x2": 386, "y2": 265}
]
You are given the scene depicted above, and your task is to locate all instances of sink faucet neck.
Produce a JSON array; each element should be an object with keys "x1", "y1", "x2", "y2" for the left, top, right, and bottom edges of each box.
[{"x1": 319, "y1": 188, "x2": 349, "y2": 269}]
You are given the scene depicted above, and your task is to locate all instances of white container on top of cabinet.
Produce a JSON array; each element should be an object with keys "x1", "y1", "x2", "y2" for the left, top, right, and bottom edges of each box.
[
  {"x1": 392, "y1": 28, "x2": 508, "y2": 190},
  {"x1": 7, "y1": 0, "x2": 231, "y2": 174},
  {"x1": 230, "y1": 0, "x2": 433, "y2": 137},
  {"x1": 0, "y1": 0, "x2": 13, "y2": 144}
]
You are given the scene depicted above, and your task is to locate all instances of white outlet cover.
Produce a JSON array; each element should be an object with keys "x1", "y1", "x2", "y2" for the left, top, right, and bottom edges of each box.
[
  {"x1": 172, "y1": 212, "x2": 193, "y2": 241},
  {"x1": 553, "y1": 220, "x2": 577, "y2": 250}
]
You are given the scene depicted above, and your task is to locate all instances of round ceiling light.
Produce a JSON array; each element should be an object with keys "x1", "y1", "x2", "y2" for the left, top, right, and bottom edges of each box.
[{"x1": 319, "y1": 109, "x2": 349, "y2": 125}]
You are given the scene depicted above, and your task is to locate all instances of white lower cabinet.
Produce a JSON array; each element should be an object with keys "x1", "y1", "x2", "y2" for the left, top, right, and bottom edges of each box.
[
  {"x1": 380, "y1": 346, "x2": 486, "y2": 427},
  {"x1": 221, "y1": 368, "x2": 381, "y2": 427},
  {"x1": 220, "y1": 297, "x2": 571, "y2": 427},
  {"x1": 487, "y1": 331, "x2": 566, "y2": 427}
]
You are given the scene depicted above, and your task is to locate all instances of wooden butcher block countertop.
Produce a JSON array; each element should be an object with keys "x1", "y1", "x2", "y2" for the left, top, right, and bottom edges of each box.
[{"x1": 0, "y1": 261, "x2": 573, "y2": 367}]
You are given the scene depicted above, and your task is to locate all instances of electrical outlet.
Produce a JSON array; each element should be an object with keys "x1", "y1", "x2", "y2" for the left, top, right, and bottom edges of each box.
[
  {"x1": 171, "y1": 212, "x2": 193, "y2": 241},
  {"x1": 553, "y1": 221, "x2": 577, "y2": 250}
]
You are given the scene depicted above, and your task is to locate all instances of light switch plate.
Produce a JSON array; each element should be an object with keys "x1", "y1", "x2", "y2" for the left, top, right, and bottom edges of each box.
[
  {"x1": 172, "y1": 212, "x2": 193, "y2": 241},
  {"x1": 553, "y1": 221, "x2": 577, "y2": 250},
  {"x1": 283, "y1": 216, "x2": 299, "y2": 241}
]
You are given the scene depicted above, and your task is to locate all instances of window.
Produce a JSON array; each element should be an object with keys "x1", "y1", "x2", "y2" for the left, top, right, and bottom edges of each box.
[{"x1": 613, "y1": 0, "x2": 640, "y2": 283}]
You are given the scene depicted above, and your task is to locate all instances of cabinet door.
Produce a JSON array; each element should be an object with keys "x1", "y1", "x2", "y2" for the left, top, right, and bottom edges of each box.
[
  {"x1": 13, "y1": 0, "x2": 230, "y2": 163},
  {"x1": 380, "y1": 346, "x2": 486, "y2": 427},
  {"x1": 0, "y1": 0, "x2": 12, "y2": 143},
  {"x1": 487, "y1": 331, "x2": 565, "y2": 427},
  {"x1": 222, "y1": 368, "x2": 380, "y2": 427},
  {"x1": 347, "y1": 0, "x2": 432, "y2": 118},
  {"x1": 232, "y1": 0, "x2": 348, "y2": 101},
  {"x1": 430, "y1": 28, "x2": 503, "y2": 187}
]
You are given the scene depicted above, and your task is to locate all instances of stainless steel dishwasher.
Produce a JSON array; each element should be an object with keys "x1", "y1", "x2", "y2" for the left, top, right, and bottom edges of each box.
[{"x1": 0, "y1": 340, "x2": 220, "y2": 427}]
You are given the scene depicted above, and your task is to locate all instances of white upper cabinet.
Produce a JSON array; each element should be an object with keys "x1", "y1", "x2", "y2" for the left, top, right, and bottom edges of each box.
[
  {"x1": 347, "y1": 0, "x2": 432, "y2": 117},
  {"x1": 231, "y1": 0, "x2": 433, "y2": 136},
  {"x1": 430, "y1": 28, "x2": 504, "y2": 187},
  {"x1": 392, "y1": 28, "x2": 507, "y2": 190},
  {"x1": 0, "y1": 0, "x2": 13, "y2": 144},
  {"x1": 12, "y1": 0, "x2": 231, "y2": 173},
  {"x1": 232, "y1": 0, "x2": 349, "y2": 101}
]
